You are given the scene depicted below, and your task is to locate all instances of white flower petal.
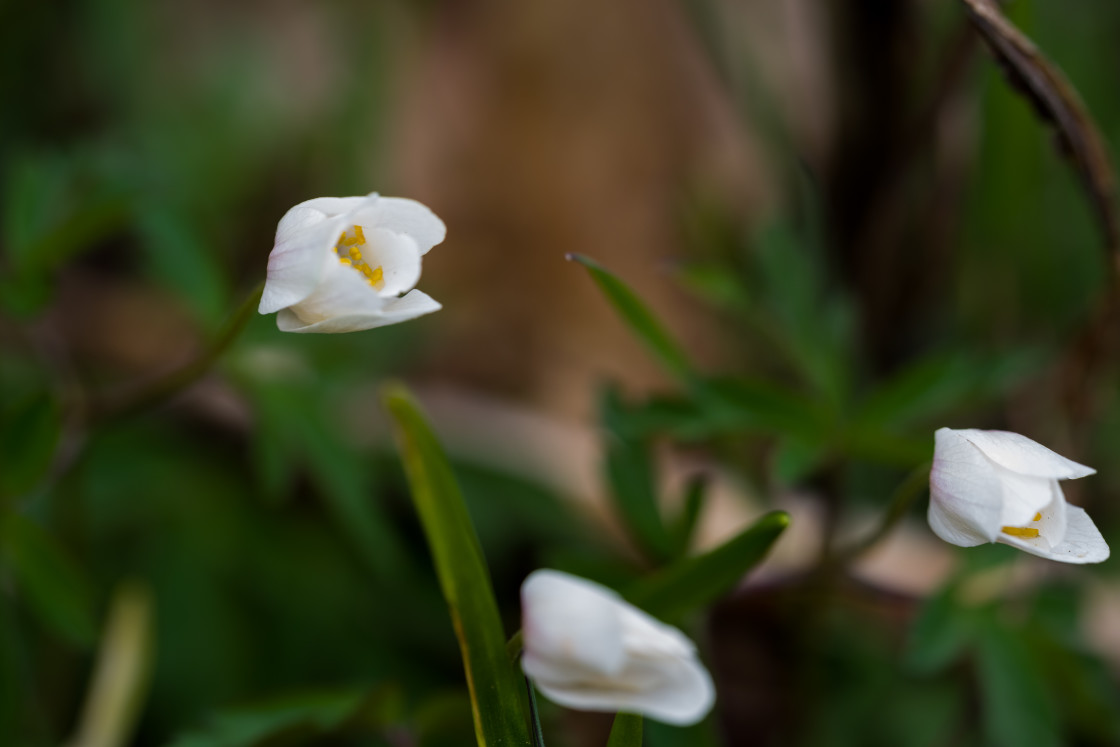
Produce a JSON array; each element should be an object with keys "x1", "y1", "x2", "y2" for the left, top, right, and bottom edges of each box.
[
  {"x1": 531, "y1": 645, "x2": 715, "y2": 727},
  {"x1": 357, "y1": 227, "x2": 422, "y2": 297},
  {"x1": 955, "y1": 429, "x2": 1095, "y2": 479},
  {"x1": 1028, "y1": 481, "x2": 1068, "y2": 549},
  {"x1": 259, "y1": 211, "x2": 343, "y2": 314},
  {"x1": 287, "y1": 195, "x2": 372, "y2": 220},
  {"x1": 929, "y1": 428, "x2": 1003, "y2": 544},
  {"x1": 521, "y1": 570, "x2": 627, "y2": 678},
  {"x1": 358, "y1": 196, "x2": 446, "y2": 255},
  {"x1": 377, "y1": 290, "x2": 443, "y2": 323},
  {"x1": 285, "y1": 261, "x2": 387, "y2": 324},
  {"x1": 992, "y1": 466, "x2": 1056, "y2": 529},
  {"x1": 520, "y1": 569, "x2": 715, "y2": 726},
  {"x1": 998, "y1": 504, "x2": 1109, "y2": 564},
  {"x1": 260, "y1": 192, "x2": 445, "y2": 333}
]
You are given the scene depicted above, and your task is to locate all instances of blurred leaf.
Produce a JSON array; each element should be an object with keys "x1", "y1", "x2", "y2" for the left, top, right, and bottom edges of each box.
[
  {"x1": 0, "y1": 513, "x2": 97, "y2": 647},
  {"x1": 568, "y1": 254, "x2": 692, "y2": 381},
  {"x1": 607, "y1": 713, "x2": 643, "y2": 747},
  {"x1": 962, "y1": 0, "x2": 1119, "y2": 259},
  {"x1": 771, "y1": 434, "x2": 831, "y2": 485},
  {"x1": 671, "y1": 476, "x2": 708, "y2": 557},
  {"x1": 675, "y1": 261, "x2": 752, "y2": 315},
  {"x1": 0, "y1": 392, "x2": 61, "y2": 500},
  {"x1": 136, "y1": 207, "x2": 229, "y2": 326},
  {"x1": 168, "y1": 689, "x2": 378, "y2": 747},
  {"x1": 974, "y1": 618, "x2": 1061, "y2": 747},
  {"x1": 749, "y1": 220, "x2": 854, "y2": 405},
  {"x1": 602, "y1": 388, "x2": 674, "y2": 563},
  {"x1": 383, "y1": 385, "x2": 530, "y2": 747},
  {"x1": 855, "y1": 348, "x2": 1051, "y2": 430},
  {"x1": 697, "y1": 377, "x2": 829, "y2": 441},
  {"x1": 0, "y1": 151, "x2": 131, "y2": 316},
  {"x1": 905, "y1": 583, "x2": 974, "y2": 675},
  {"x1": 243, "y1": 379, "x2": 406, "y2": 580},
  {"x1": 627, "y1": 511, "x2": 789, "y2": 622}
]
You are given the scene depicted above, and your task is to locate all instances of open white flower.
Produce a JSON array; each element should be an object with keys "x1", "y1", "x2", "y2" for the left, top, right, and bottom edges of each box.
[
  {"x1": 929, "y1": 428, "x2": 1108, "y2": 564},
  {"x1": 520, "y1": 569, "x2": 715, "y2": 726},
  {"x1": 259, "y1": 193, "x2": 446, "y2": 333}
]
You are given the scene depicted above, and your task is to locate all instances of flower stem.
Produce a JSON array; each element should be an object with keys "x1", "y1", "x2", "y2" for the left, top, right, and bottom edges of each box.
[
  {"x1": 90, "y1": 280, "x2": 264, "y2": 423},
  {"x1": 524, "y1": 676, "x2": 547, "y2": 747},
  {"x1": 836, "y1": 460, "x2": 931, "y2": 564}
]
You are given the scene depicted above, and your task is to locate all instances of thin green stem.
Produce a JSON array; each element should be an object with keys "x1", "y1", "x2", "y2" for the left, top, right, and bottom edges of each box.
[
  {"x1": 90, "y1": 280, "x2": 264, "y2": 423},
  {"x1": 524, "y1": 675, "x2": 547, "y2": 747},
  {"x1": 837, "y1": 460, "x2": 931, "y2": 564}
]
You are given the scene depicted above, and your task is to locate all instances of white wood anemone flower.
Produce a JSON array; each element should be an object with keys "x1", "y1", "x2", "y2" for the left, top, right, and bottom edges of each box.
[
  {"x1": 258, "y1": 193, "x2": 446, "y2": 333},
  {"x1": 929, "y1": 428, "x2": 1109, "y2": 564},
  {"x1": 520, "y1": 569, "x2": 715, "y2": 726}
]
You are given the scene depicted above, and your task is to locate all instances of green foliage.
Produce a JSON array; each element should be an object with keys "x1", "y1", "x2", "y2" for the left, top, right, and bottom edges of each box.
[
  {"x1": 0, "y1": 513, "x2": 98, "y2": 648},
  {"x1": 569, "y1": 254, "x2": 693, "y2": 381},
  {"x1": 607, "y1": 713, "x2": 643, "y2": 747},
  {"x1": 383, "y1": 385, "x2": 531, "y2": 747},
  {"x1": 627, "y1": 511, "x2": 789, "y2": 622},
  {"x1": 0, "y1": 391, "x2": 61, "y2": 501},
  {"x1": 167, "y1": 689, "x2": 391, "y2": 747}
]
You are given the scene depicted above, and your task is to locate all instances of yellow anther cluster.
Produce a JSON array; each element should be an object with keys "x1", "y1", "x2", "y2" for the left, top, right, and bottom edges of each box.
[
  {"x1": 1001, "y1": 512, "x2": 1043, "y2": 539},
  {"x1": 334, "y1": 225, "x2": 384, "y2": 289}
]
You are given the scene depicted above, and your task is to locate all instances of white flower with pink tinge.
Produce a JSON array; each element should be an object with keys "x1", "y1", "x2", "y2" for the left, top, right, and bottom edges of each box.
[
  {"x1": 520, "y1": 569, "x2": 715, "y2": 726},
  {"x1": 929, "y1": 428, "x2": 1108, "y2": 564},
  {"x1": 259, "y1": 193, "x2": 445, "y2": 333}
]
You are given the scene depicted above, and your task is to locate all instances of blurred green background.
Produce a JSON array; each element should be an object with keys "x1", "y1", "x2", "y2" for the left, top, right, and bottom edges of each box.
[{"x1": 4, "y1": 0, "x2": 1120, "y2": 745}]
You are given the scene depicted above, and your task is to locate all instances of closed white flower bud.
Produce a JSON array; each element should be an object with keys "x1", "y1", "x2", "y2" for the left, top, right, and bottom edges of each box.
[
  {"x1": 259, "y1": 193, "x2": 445, "y2": 333},
  {"x1": 928, "y1": 428, "x2": 1108, "y2": 564},
  {"x1": 520, "y1": 569, "x2": 715, "y2": 726}
]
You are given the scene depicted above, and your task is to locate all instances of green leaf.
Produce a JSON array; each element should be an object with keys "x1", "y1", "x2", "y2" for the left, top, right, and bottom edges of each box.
[
  {"x1": 904, "y1": 583, "x2": 974, "y2": 675},
  {"x1": 608, "y1": 713, "x2": 643, "y2": 747},
  {"x1": 855, "y1": 348, "x2": 1050, "y2": 431},
  {"x1": 383, "y1": 385, "x2": 531, "y2": 747},
  {"x1": 568, "y1": 254, "x2": 691, "y2": 381},
  {"x1": 167, "y1": 688, "x2": 381, "y2": 747},
  {"x1": 671, "y1": 476, "x2": 708, "y2": 557},
  {"x1": 627, "y1": 511, "x2": 789, "y2": 621},
  {"x1": 696, "y1": 377, "x2": 829, "y2": 441},
  {"x1": 0, "y1": 392, "x2": 61, "y2": 499},
  {"x1": 975, "y1": 619, "x2": 1061, "y2": 747},
  {"x1": 0, "y1": 513, "x2": 97, "y2": 647},
  {"x1": 602, "y1": 388, "x2": 674, "y2": 563},
  {"x1": 771, "y1": 434, "x2": 830, "y2": 485}
]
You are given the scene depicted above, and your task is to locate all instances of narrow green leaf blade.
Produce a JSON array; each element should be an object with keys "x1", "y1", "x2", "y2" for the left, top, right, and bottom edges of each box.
[
  {"x1": 602, "y1": 388, "x2": 673, "y2": 562},
  {"x1": 383, "y1": 385, "x2": 530, "y2": 747},
  {"x1": 568, "y1": 254, "x2": 691, "y2": 380},
  {"x1": 607, "y1": 713, "x2": 643, "y2": 747},
  {"x1": 627, "y1": 511, "x2": 790, "y2": 621}
]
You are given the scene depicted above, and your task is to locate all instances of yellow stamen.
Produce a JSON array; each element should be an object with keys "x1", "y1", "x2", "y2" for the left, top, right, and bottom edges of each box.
[
  {"x1": 333, "y1": 226, "x2": 382, "y2": 288},
  {"x1": 1001, "y1": 526, "x2": 1040, "y2": 538},
  {"x1": 338, "y1": 225, "x2": 366, "y2": 247},
  {"x1": 1000, "y1": 512, "x2": 1044, "y2": 539}
]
